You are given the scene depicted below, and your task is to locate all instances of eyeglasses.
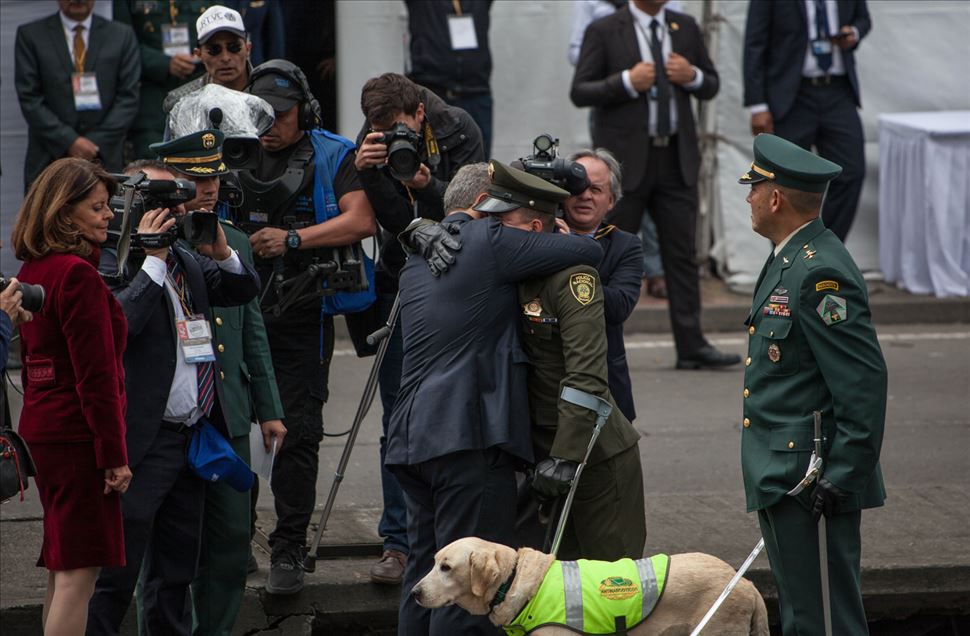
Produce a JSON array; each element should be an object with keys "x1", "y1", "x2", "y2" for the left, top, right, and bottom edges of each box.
[{"x1": 204, "y1": 41, "x2": 244, "y2": 56}]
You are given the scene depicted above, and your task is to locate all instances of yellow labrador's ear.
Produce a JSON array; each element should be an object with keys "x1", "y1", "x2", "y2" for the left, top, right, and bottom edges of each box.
[{"x1": 469, "y1": 551, "x2": 501, "y2": 599}]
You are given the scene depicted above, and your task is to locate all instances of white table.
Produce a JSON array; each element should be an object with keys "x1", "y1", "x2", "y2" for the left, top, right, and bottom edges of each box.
[{"x1": 878, "y1": 111, "x2": 970, "y2": 297}]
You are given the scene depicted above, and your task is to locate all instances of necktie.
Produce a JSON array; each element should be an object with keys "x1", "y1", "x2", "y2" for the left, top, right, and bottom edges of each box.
[
  {"x1": 168, "y1": 254, "x2": 215, "y2": 417},
  {"x1": 649, "y1": 19, "x2": 671, "y2": 137},
  {"x1": 813, "y1": 0, "x2": 833, "y2": 72},
  {"x1": 73, "y1": 25, "x2": 86, "y2": 73}
]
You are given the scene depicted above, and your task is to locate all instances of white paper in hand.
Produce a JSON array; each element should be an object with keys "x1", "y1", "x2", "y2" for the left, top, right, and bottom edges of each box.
[{"x1": 249, "y1": 426, "x2": 278, "y2": 486}]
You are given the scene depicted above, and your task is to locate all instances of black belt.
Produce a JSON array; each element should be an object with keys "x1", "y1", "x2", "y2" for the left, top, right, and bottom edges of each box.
[
  {"x1": 802, "y1": 74, "x2": 849, "y2": 88},
  {"x1": 649, "y1": 134, "x2": 677, "y2": 148},
  {"x1": 160, "y1": 420, "x2": 193, "y2": 435}
]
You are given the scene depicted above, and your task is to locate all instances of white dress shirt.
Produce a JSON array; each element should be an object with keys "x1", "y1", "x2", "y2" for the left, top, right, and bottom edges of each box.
[
  {"x1": 774, "y1": 219, "x2": 815, "y2": 257},
  {"x1": 141, "y1": 248, "x2": 244, "y2": 425},
  {"x1": 620, "y1": 2, "x2": 704, "y2": 137},
  {"x1": 59, "y1": 11, "x2": 93, "y2": 66}
]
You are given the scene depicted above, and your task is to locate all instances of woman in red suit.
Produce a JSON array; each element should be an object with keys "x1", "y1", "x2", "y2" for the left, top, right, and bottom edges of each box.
[{"x1": 11, "y1": 158, "x2": 131, "y2": 636}]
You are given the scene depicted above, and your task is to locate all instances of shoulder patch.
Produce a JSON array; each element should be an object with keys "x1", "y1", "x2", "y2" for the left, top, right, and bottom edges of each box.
[
  {"x1": 816, "y1": 280, "x2": 839, "y2": 292},
  {"x1": 569, "y1": 272, "x2": 596, "y2": 305},
  {"x1": 816, "y1": 294, "x2": 847, "y2": 326}
]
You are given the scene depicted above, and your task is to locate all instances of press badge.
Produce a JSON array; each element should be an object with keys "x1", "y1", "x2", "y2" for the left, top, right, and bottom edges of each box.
[
  {"x1": 811, "y1": 38, "x2": 833, "y2": 56},
  {"x1": 72, "y1": 72, "x2": 102, "y2": 111},
  {"x1": 161, "y1": 23, "x2": 191, "y2": 57},
  {"x1": 447, "y1": 15, "x2": 478, "y2": 50},
  {"x1": 176, "y1": 314, "x2": 216, "y2": 363}
]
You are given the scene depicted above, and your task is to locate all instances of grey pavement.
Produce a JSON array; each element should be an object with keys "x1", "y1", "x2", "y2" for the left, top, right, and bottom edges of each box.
[{"x1": 3, "y1": 306, "x2": 970, "y2": 633}]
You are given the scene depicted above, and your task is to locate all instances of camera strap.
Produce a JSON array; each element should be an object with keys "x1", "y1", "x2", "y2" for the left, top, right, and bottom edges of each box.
[{"x1": 423, "y1": 122, "x2": 441, "y2": 173}]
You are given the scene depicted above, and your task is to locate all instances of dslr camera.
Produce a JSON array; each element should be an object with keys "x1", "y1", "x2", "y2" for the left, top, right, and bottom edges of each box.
[
  {"x1": 107, "y1": 172, "x2": 218, "y2": 250},
  {"x1": 515, "y1": 134, "x2": 590, "y2": 196},
  {"x1": 0, "y1": 277, "x2": 45, "y2": 313},
  {"x1": 378, "y1": 123, "x2": 421, "y2": 182}
]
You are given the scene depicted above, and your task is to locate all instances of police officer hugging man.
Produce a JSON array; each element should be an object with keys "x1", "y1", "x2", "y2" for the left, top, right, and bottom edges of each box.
[{"x1": 233, "y1": 59, "x2": 376, "y2": 594}]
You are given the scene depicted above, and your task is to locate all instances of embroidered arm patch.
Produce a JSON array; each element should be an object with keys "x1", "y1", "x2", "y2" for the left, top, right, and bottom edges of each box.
[
  {"x1": 816, "y1": 294, "x2": 847, "y2": 326},
  {"x1": 569, "y1": 272, "x2": 596, "y2": 305}
]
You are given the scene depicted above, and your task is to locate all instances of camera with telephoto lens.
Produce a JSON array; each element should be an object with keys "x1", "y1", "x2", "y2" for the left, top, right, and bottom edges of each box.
[
  {"x1": 0, "y1": 277, "x2": 45, "y2": 313},
  {"x1": 378, "y1": 123, "x2": 422, "y2": 182},
  {"x1": 107, "y1": 173, "x2": 219, "y2": 249},
  {"x1": 515, "y1": 134, "x2": 590, "y2": 196}
]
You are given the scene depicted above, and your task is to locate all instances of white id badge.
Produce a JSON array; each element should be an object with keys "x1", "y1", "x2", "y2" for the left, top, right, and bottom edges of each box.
[
  {"x1": 72, "y1": 72, "x2": 102, "y2": 111},
  {"x1": 162, "y1": 23, "x2": 191, "y2": 57},
  {"x1": 811, "y1": 39, "x2": 833, "y2": 56},
  {"x1": 447, "y1": 15, "x2": 478, "y2": 50},
  {"x1": 177, "y1": 314, "x2": 216, "y2": 363}
]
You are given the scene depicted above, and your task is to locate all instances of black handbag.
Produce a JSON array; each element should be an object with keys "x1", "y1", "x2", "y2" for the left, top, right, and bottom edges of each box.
[{"x1": 1, "y1": 371, "x2": 36, "y2": 503}]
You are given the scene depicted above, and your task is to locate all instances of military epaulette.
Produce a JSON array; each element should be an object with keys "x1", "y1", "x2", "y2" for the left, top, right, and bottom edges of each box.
[{"x1": 594, "y1": 224, "x2": 616, "y2": 240}]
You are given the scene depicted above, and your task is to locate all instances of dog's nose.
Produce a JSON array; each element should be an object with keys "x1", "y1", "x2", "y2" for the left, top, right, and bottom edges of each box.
[{"x1": 411, "y1": 585, "x2": 423, "y2": 604}]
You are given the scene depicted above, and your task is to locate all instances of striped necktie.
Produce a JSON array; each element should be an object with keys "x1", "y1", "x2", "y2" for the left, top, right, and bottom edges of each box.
[
  {"x1": 167, "y1": 254, "x2": 215, "y2": 417},
  {"x1": 73, "y1": 25, "x2": 86, "y2": 73}
]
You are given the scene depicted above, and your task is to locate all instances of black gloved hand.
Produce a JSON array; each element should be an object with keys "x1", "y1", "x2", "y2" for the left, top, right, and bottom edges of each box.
[
  {"x1": 400, "y1": 221, "x2": 461, "y2": 277},
  {"x1": 810, "y1": 477, "x2": 849, "y2": 521},
  {"x1": 531, "y1": 457, "x2": 579, "y2": 499}
]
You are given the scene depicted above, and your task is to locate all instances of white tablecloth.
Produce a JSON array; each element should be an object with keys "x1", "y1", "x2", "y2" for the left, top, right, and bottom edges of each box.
[{"x1": 878, "y1": 111, "x2": 970, "y2": 297}]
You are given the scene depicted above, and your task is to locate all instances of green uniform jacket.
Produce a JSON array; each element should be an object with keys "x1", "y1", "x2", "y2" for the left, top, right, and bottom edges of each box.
[
  {"x1": 741, "y1": 218, "x2": 887, "y2": 513},
  {"x1": 112, "y1": 1, "x2": 209, "y2": 142},
  {"x1": 519, "y1": 265, "x2": 640, "y2": 464},
  {"x1": 209, "y1": 221, "x2": 284, "y2": 438}
]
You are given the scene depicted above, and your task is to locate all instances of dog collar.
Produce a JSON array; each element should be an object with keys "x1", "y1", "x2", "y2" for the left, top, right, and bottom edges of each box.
[{"x1": 489, "y1": 567, "x2": 517, "y2": 610}]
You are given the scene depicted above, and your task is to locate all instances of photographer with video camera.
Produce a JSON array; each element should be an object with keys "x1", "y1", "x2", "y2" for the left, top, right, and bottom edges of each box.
[
  {"x1": 354, "y1": 72, "x2": 484, "y2": 585},
  {"x1": 237, "y1": 59, "x2": 375, "y2": 595},
  {"x1": 87, "y1": 131, "x2": 260, "y2": 635}
]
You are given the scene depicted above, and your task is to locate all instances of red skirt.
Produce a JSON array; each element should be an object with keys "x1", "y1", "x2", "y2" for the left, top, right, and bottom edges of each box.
[{"x1": 30, "y1": 441, "x2": 126, "y2": 570}]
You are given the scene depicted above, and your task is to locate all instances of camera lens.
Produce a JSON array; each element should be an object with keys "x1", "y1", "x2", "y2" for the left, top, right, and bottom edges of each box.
[
  {"x1": 534, "y1": 134, "x2": 555, "y2": 153},
  {"x1": 1, "y1": 278, "x2": 46, "y2": 313},
  {"x1": 387, "y1": 141, "x2": 420, "y2": 182}
]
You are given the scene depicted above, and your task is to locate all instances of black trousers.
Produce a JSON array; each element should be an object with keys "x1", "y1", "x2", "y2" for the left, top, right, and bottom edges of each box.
[
  {"x1": 88, "y1": 428, "x2": 204, "y2": 636},
  {"x1": 265, "y1": 315, "x2": 333, "y2": 554},
  {"x1": 393, "y1": 448, "x2": 515, "y2": 636},
  {"x1": 775, "y1": 77, "x2": 865, "y2": 242},
  {"x1": 607, "y1": 141, "x2": 706, "y2": 357}
]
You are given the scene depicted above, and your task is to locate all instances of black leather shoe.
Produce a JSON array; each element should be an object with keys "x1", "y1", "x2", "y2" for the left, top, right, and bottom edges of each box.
[{"x1": 676, "y1": 345, "x2": 742, "y2": 370}]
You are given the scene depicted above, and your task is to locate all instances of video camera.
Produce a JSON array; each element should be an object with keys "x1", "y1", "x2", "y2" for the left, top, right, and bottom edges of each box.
[
  {"x1": 107, "y1": 173, "x2": 219, "y2": 250},
  {"x1": 515, "y1": 134, "x2": 590, "y2": 196},
  {"x1": 377, "y1": 123, "x2": 421, "y2": 182}
]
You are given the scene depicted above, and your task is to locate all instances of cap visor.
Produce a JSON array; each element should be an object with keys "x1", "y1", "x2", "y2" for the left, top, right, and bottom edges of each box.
[
  {"x1": 473, "y1": 196, "x2": 520, "y2": 214},
  {"x1": 171, "y1": 163, "x2": 229, "y2": 178},
  {"x1": 738, "y1": 170, "x2": 768, "y2": 185},
  {"x1": 199, "y1": 27, "x2": 247, "y2": 44},
  {"x1": 257, "y1": 94, "x2": 299, "y2": 113}
]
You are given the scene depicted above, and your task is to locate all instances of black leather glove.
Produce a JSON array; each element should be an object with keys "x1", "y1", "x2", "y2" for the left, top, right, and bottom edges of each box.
[
  {"x1": 531, "y1": 457, "x2": 579, "y2": 499},
  {"x1": 399, "y1": 221, "x2": 461, "y2": 277},
  {"x1": 810, "y1": 477, "x2": 849, "y2": 521}
]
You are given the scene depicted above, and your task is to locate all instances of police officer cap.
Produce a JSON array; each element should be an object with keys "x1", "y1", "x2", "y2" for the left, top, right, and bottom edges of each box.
[
  {"x1": 738, "y1": 134, "x2": 842, "y2": 193},
  {"x1": 473, "y1": 160, "x2": 570, "y2": 215},
  {"x1": 150, "y1": 129, "x2": 229, "y2": 178}
]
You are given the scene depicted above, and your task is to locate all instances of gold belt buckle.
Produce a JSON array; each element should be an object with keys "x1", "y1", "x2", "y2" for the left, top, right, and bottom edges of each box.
[{"x1": 651, "y1": 136, "x2": 670, "y2": 148}]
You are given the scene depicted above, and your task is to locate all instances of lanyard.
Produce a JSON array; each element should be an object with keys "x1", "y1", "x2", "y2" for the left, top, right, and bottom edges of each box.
[{"x1": 452, "y1": 0, "x2": 463, "y2": 16}]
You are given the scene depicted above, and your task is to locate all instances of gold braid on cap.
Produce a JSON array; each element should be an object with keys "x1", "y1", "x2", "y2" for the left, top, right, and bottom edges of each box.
[
  {"x1": 163, "y1": 153, "x2": 222, "y2": 165},
  {"x1": 750, "y1": 163, "x2": 776, "y2": 180}
]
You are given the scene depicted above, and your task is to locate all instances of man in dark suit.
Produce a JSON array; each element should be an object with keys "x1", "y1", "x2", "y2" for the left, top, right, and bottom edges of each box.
[
  {"x1": 744, "y1": 0, "x2": 871, "y2": 243},
  {"x1": 387, "y1": 161, "x2": 602, "y2": 635},
  {"x1": 88, "y1": 131, "x2": 259, "y2": 636},
  {"x1": 563, "y1": 148, "x2": 642, "y2": 422},
  {"x1": 571, "y1": 0, "x2": 738, "y2": 370},
  {"x1": 14, "y1": 0, "x2": 140, "y2": 190}
]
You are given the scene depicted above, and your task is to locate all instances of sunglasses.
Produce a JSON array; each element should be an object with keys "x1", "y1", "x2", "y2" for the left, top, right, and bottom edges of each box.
[{"x1": 204, "y1": 41, "x2": 244, "y2": 56}]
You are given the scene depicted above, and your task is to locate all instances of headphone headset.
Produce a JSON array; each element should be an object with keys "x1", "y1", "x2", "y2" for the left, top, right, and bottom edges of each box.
[{"x1": 247, "y1": 59, "x2": 322, "y2": 131}]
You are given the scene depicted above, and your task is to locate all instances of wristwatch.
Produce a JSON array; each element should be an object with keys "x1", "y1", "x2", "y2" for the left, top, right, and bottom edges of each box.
[{"x1": 285, "y1": 229, "x2": 302, "y2": 251}]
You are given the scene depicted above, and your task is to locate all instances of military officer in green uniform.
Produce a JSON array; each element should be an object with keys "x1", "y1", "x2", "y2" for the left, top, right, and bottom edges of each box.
[
  {"x1": 150, "y1": 130, "x2": 286, "y2": 634},
  {"x1": 114, "y1": 1, "x2": 213, "y2": 158},
  {"x1": 474, "y1": 162, "x2": 645, "y2": 562},
  {"x1": 738, "y1": 134, "x2": 887, "y2": 635}
]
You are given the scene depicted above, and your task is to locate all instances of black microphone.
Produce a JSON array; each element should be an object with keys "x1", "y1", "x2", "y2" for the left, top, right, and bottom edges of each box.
[{"x1": 209, "y1": 107, "x2": 224, "y2": 130}]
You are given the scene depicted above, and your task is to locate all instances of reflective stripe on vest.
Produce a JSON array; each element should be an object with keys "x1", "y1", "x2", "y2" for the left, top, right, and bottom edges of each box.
[{"x1": 505, "y1": 554, "x2": 670, "y2": 635}]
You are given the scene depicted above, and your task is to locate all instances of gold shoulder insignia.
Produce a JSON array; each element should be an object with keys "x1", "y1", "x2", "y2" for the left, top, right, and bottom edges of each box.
[
  {"x1": 569, "y1": 272, "x2": 596, "y2": 305},
  {"x1": 816, "y1": 280, "x2": 839, "y2": 292}
]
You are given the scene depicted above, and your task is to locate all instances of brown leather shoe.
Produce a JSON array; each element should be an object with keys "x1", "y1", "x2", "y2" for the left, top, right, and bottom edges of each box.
[
  {"x1": 369, "y1": 549, "x2": 406, "y2": 585},
  {"x1": 646, "y1": 276, "x2": 667, "y2": 299}
]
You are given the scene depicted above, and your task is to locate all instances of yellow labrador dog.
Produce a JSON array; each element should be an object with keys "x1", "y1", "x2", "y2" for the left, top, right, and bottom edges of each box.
[{"x1": 413, "y1": 537, "x2": 768, "y2": 635}]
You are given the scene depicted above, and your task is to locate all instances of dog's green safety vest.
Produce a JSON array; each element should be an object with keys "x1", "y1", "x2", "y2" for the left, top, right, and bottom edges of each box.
[{"x1": 503, "y1": 554, "x2": 670, "y2": 635}]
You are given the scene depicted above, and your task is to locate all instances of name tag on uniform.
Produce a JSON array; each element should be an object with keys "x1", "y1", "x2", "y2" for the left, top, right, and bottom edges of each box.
[
  {"x1": 447, "y1": 15, "x2": 478, "y2": 50},
  {"x1": 177, "y1": 314, "x2": 216, "y2": 363},
  {"x1": 162, "y1": 23, "x2": 191, "y2": 57},
  {"x1": 72, "y1": 72, "x2": 102, "y2": 111}
]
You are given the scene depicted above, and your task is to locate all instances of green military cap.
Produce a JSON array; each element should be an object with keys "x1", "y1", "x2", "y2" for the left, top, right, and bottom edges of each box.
[
  {"x1": 150, "y1": 129, "x2": 229, "y2": 177},
  {"x1": 738, "y1": 133, "x2": 842, "y2": 193},
  {"x1": 473, "y1": 160, "x2": 570, "y2": 215}
]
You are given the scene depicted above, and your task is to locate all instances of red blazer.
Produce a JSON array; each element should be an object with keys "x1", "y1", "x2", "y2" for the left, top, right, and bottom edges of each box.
[{"x1": 17, "y1": 244, "x2": 128, "y2": 469}]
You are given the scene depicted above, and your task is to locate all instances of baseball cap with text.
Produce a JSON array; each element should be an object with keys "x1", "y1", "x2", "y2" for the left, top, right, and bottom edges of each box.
[{"x1": 196, "y1": 5, "x2": 247, "y2": 44}]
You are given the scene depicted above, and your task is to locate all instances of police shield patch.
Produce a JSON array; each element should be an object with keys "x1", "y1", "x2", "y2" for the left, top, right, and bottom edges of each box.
[
  {"x1": 569, "y1": 273, "x2": 595, "y2": 305},
  {"x1": 816, "y1": 294, "x2": 847, "y2": 326}
]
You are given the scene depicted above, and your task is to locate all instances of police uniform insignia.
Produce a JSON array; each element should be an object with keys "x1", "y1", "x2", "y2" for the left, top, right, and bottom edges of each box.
[
  {"x1": 523, "y1": 298, "x2": 542, "y2": 317},
  {"x1": 569, "y1": 273, "x2": 596, "y2": 305},
  {"x1": 767, "y1": 343, "x2": 782, "y2": 363},
  {"x1": 202, "y1": 133, "x2": 216, "y2": 149},
  {"x1": 816, "y1": 294, "x2": 847, "y2": 326},
  {"x1": 599, "y1": 576, "x2": 639, "y2": 601},
  {"x1": 816, "y1": 280, "x2": 839, "y2": 292}
]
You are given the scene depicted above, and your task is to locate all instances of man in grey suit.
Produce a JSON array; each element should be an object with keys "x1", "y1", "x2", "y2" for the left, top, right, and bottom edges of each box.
[{"x1": 14, "y1": 0, "x2": 140, "y2": 190}]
